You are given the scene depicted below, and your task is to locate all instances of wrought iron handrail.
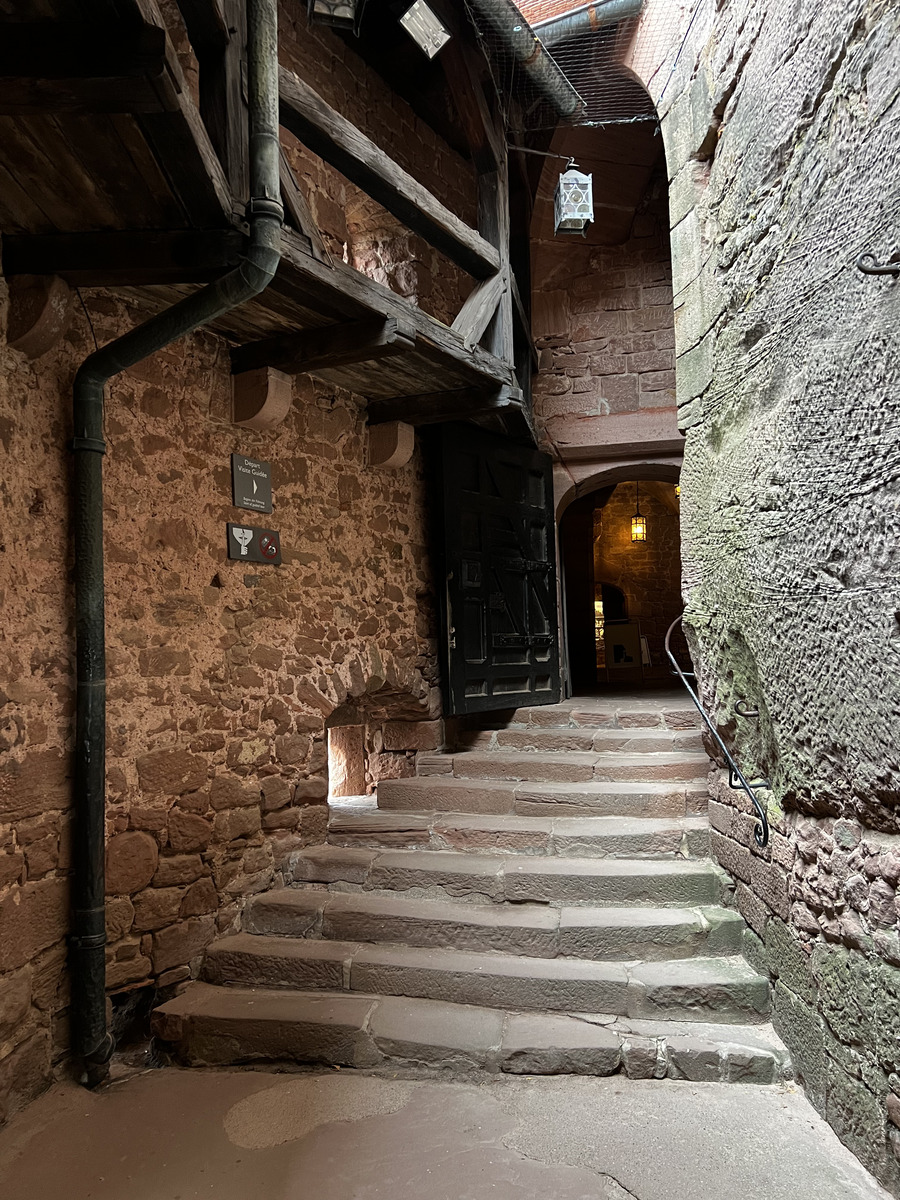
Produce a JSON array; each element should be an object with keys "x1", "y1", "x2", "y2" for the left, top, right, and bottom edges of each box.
[{"x1": 664, "y1": 615, "x2": 769, "y2": 848}]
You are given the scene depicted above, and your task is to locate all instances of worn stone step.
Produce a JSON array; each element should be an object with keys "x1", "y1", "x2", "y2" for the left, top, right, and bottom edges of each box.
[
  {"x1": 201, "y1": 934, "x2": 770, "y2": 1022},
  {"x1": 285, "y1": 844, "x2": 730, "y2": 907},
  {"x1": 454, "y1": 727, "x2": 705, "y2": 754},
  {"x1": 418, "y1": 749, "x2": 707, "y2": 785},
  {"x1": 376, "y1": 776, "x2": 708, "y2": 818},
  {"x1": 153, "y1": 983, "x2": 789, "y2": 1081},
  {"x1": 328, "y1": 809, "x2": 710, "y2": 858},
  {"x1": 245, "y1": 889, "x2": 744, "y2": 960},
  {"x1": 470, "y1": 696, "x2": 701, "y2": 732}
]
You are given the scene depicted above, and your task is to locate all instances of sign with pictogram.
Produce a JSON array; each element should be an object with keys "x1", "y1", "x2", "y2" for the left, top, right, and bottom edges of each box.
[
  {"x1": 231, "y1": 453, "x2": 272, "y2": 513},
  {"x1": 226, "y1": 523, "x2": 282, "y2": 565}
]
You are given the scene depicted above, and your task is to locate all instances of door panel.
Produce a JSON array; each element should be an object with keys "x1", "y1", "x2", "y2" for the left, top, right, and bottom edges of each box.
[{"x1": 438, "y1": 423, "x2": 561, "y2": 715}]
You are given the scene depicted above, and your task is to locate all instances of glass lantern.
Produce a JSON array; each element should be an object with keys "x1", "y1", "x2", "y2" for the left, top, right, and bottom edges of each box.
[
  {"x1": 307, "y1": 0, "x2": 366, "y2": 35},
  {"x1": 554, "y1": 167, "x2": 593, "y2": 235},
  {"x1": 631, "y1": 481, "x2": 647, "y2": 543}
]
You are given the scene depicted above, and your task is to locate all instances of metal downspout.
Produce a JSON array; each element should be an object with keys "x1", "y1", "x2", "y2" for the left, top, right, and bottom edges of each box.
[
  {"x1": 532, "y1": 0, "x2": 644, "y2": 49},
  {"x1": 466, "y1": 0, "x2": 585, "y2": 118},
  {"x1": 69, "y1": 0, "x2": 283, "y2": 1086}
]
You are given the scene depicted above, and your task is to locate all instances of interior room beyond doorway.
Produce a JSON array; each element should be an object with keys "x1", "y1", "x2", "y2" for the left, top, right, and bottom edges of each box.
[{"x1": 560, "y1": 479, "x2": 684, "y2": 695}]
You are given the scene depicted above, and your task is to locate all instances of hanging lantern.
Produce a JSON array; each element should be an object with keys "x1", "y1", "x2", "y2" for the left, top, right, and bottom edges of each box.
[
  {"x1": 554, "y1": 165, "x2": 593, "y2": 236},
  {"x1": 631, "y1": 481, "x2": 647, "y2": 543},
  {"x1": 307, "y1": 0, "x2": 366, "y2": 35},
  {"x1": 399, "y1": 1, "x2": 451, "y2": 58}
]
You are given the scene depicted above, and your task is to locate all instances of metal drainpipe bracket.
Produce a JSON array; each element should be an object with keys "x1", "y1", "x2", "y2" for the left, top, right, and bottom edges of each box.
[{"x1": 857, "y1": 252, "x2": 900, "y2": 277}]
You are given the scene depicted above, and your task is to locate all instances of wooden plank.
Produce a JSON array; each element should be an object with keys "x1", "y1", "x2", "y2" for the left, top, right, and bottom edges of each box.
[
  {"x1": 367, "y1": 386, "x2": 521, "y2": 426},
  {"x1": 278, "y1": 67, "x2": 500, "y2": 280},
  {"x1": 452, "y1": 271, "x2": 506, "y2": 349},
  {"x1": 174, "y1": 0, "x2": 229, "y2": 57},
  {"x1": 477, "y1": 165, "x2": 514, "y2": 365},
  {"x1": 2, "y1": 229, "x2": 243, "y2": 284},
  {"x1": 279, "y1": 145, "x2": 330, "y2": 263},
  {"x1": 200, "y1": 0, "x2": 247, "y2": 203},
  {"x1": 509, "y1": 269, "x2": 538, "y2": 368},
  {"x1": 137, "y1": 85, "x2": 235, "y2": 225},
  {"x1": 231, "y1": 316, "x2": 416, "y2": 376}
]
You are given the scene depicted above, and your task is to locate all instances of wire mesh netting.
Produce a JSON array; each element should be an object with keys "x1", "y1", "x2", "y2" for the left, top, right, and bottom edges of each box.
[{"x1": 463, "y1": 0, "x2": 695, "y2": 132}]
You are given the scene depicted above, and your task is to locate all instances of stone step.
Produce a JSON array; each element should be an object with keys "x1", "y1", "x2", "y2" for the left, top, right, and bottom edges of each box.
[
  {"x1": 418, "y1": 750, "x2": 708, "y2": 785},
  {"x1": 244, "y1": 889, "x2": 744, "y2": 960},
  {"x1": 201, "y1": 934, "x2": 771, "y2": 1022},
  {"x1": 376, "y1": 777, "x2": 708, "y2": 818},
  {"x1": 154, "y1": 983, "x2": 789, "y2": 1082},
  {"x1": 494, "y1": 700, "x2": 701, "y2": 731},
  {"x1": 284, "y1": 844, "x2": 730, "y2": 907},
  {"x1": 453, "y1": 727, "x2": 705, "y2": 754},
  {"x1": 328, "y1": 808, "x2": 710, "y2": 858}
]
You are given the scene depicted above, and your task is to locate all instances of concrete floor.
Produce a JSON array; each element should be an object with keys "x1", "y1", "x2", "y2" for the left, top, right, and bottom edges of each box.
[{"x1": 0, "y1": 1067, "x2": 891, "y2": 1200}]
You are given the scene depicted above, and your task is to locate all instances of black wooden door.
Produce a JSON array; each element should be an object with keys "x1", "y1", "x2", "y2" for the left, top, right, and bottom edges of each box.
[{"x1": 437, "y1": 423, "x2": 561, "y2": 715}]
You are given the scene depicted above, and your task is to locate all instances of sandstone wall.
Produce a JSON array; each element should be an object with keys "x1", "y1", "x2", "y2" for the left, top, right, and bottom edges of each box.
[
  {"x1": 0, "y1": 280, "x2": 440, "y2": 1118},
  {"x1": 643, "y1": 0, "x2": 900, "y2": 1187},
  {"x1": 531, "y1": 172, "x2": 677, "y2": 465},
  {"x1": 0, "y1": 6, "x2": 474, "y2": 1116}
]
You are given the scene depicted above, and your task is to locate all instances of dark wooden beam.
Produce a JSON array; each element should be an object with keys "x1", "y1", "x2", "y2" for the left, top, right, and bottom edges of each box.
[
  {"x1": 279, "y1": 146, "x2": 330, "y2": 263},
  {"x1": 368, "y1": 384, "x2": 527, "y2": 429},
  {"x1": 174, "y1": 0, "x2": 229, "y2": 57},
  {"x1": 231, "y1": 316, "x2": 416, "y2": 376},
  {"x1": 200, "y1": 0, "x2": 247, "y2": 203},
  {"x1": 0, "y1": 21, "x2": 179, "y2": 115},
  {"x1": 368, "y1": 387, "x2": 496, "y2": 426},
  {"x1": 273, "y1": 229, "x2": 514, "y2": 392},
  {"x1": 278, "y1": 68, "x2": 500, "y2": 280},
  {"x1": 452, "y1": 271, "x2": 506, "y2": 349},
  {"x1": 1, "y1": 230, "x2": 243, "y2": 285}
]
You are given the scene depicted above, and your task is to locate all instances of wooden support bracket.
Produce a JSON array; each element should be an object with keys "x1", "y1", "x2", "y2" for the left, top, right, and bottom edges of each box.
[{"x1": 231, "y1": 316, "x2": 417, "y2": 377}]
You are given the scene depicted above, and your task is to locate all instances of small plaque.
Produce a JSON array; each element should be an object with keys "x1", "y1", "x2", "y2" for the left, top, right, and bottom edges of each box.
[
  {"x1": 227, "y1": 523, "x2": 282, "y2": 565},
  {"x1": 231, "y1": 453, "x2": 272, "y2": 513}
]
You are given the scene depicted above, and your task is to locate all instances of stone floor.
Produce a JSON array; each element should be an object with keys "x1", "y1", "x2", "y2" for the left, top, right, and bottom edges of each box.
[{"x1": 0, "y1": 1066, "x2": 891, "y2": 1200}]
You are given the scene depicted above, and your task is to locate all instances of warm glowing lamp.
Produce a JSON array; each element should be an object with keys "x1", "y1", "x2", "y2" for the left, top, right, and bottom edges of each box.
[{"x1": 631, "y1": 482, "x2": 647, "y2": 543}]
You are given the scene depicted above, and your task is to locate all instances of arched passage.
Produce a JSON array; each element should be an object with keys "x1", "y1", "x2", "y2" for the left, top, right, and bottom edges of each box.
[{"x1": 559, "y1": 473, "x2": 683, "y2": 694}]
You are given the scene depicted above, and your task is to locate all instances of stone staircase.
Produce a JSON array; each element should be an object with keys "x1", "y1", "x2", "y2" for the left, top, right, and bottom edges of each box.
[{"x1": 153, "y1": 695, "x2": 791, "y2": 1083}]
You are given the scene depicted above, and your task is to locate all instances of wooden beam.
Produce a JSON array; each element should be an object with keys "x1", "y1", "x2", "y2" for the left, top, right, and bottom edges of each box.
[
  {"x1": 278, "y1": 68, "x2": 500, "y2": 280},
  {"x1": 200, "y1": 0, "x2": 248, "y2": 203},
  {"x1": 174, "y1": 0, "x2": 229, "y2": 58},
  {"x1": 1, "y1": 230, "x2": 243, "y2": 285},
  {"x1": 231, "y1": 316, "x2": 417, "y2": 376},
  {"x1": 368, "y1": 387, "x2": 496, "y2": 426},
  {"x1": 279, "y1": 146, "x2": 330, "y2": 263},
  {"x1": 273, "y1": 230, "x2": 514, "y2": 392},
  {"x1": 0, "y1": 21, "x2": 180, "y2": 115},
  {"x1": 509, "y1": 269, "x2": 538, "y2": 368},
  {"x1": 452, "y1": 271, "x2": 507, "y2": 349},
  {"x1": 368, "y1": 384, "x2": 527, "y2": 428}
]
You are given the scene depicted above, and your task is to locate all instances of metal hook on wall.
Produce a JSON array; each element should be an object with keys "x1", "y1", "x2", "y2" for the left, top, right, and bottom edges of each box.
[{"x1": 856, "y1": 253, "x2": 900, "y2": 277}]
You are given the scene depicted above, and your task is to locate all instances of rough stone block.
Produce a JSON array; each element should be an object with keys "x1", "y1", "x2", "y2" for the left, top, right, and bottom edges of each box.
[
  {"x1": 168, "y1": 810, "x2": 212, "y2": 853},
  {"x1": 151, "y1": 915, "x2": 216, "y2": 974},
  {"x1": 137, "y1": 749, "x2": 207, "y2": 796},
  {"x1": 499, "y1": 1013, "x2": 621, "y2": 1076},
  {"x1": 0, "y1": 878, "x2": 68, "y2": 974},
  {"x1": 773, "y1": 981, "x2": 826, "y2": 1113},
  {"x1": 370, "y1": 995, "x2": 503, "y2": 1067}
]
